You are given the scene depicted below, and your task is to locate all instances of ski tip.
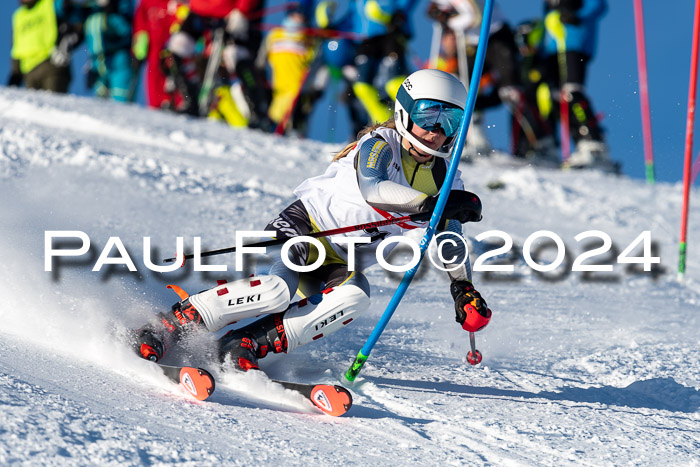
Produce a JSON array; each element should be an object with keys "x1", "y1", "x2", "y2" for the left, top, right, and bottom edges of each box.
[
  {"x1": 179, "y1": 367, "x2": 216, "y2": 401},
  {"x1": 310, "y1": 384, "x2": 353, "y2": 417}
]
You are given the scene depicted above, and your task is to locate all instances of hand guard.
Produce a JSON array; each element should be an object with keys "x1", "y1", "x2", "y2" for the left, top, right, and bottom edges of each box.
[
  {"x1": 450, "y1": 280, "x2": 492, "y2": 332},
  {"x1": 421, "y1": 190, "x2": 483, "y2": 224}
]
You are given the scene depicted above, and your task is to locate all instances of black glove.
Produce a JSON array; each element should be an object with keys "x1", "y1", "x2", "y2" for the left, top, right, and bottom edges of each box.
[
  {"x1": 86, "y1": 68, "x2": 99, "y2": 89},
  {"x1": 427, "y1": 2, "x2": 454, "y2": 25},
  {"x1": 546, "y1": 0, "x2": 583, "y2": 9},
  {"x1": 560, "y1": 0, "x2": 583, "y2": 9},
  {"x1": 559, "y1": 9, "x2": 581, "y2": 25},
  {"x1": 450, "y1": 280, "x2": 491, "y2": 331},
  {"x1": 390, "y1": 11, "x2": 407, "y2": 30},
  {"x1": 7, "y1": 72, "x2": 22, "y2": 87},
  {"x1": 421, "y1": 190, "x2": 483, "y2": 224},
  {"x1": 7, "y1": 59, "x2": 21, "y2": 86}
]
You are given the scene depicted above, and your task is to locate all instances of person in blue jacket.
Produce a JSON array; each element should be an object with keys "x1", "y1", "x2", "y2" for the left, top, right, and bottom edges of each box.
[
  {"x1": 543, "y1": 0, "x2": 612, "y2": 169},
  {"x1": 73, "y1": 0, "x2": 135, "y2": 102},
  {"x1": 321, "y1": 0, "x2": 418, "y2": 132}
]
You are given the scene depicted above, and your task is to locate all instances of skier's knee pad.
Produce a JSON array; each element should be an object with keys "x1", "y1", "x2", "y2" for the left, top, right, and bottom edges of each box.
[
  {"x1": 188, "y1": 275, "x2": 292, "y2": 332},
  {"x1": 283, "y1": 273, "x2": 371, "y2": 352}
]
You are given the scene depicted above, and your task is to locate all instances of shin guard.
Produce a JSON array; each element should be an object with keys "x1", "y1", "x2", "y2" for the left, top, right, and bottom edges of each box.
[
  {"x1": 283, "y1": 283, "x2": 370, "y2": 352},
  {"x1": 188, "y1": 275, "x2": 292, "y2": 332}
]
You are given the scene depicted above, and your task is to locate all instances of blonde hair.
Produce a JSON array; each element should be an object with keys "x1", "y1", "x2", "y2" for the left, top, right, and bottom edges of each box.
[{"x1": 331, "y1": 119, "x2": 396, "y2": 161}]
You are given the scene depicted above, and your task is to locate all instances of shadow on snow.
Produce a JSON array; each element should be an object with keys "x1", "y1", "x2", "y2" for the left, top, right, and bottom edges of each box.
[{"x1": 370, "y1": 375, "x2": 699, "y2": 414}]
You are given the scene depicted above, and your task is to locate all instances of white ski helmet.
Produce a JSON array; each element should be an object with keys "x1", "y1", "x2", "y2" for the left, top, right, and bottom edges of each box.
[{"x1": 394, "y1": 69, "x2": 468, "y2": 158}]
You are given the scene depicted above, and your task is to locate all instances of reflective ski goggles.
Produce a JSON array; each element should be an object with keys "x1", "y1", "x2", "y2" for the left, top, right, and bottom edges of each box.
[{"x1": 409, "y1": 99, "x2": 464, "y2": 137}]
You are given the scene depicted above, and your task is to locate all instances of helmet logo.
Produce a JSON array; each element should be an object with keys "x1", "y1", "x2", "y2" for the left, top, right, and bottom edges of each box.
[{"x1": 404, "y1": 78, "x2": 412, "y2": 90}]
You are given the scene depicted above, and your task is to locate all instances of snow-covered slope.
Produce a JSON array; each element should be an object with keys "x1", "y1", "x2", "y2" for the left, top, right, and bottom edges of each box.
[{"x1": 1, "y1": 87, "x2": 698, "y2": 465}]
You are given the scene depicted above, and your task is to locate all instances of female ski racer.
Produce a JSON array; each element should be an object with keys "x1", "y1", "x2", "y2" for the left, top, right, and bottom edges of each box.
[{"x1": 131, "y1": 68, "x2": 492, "y2": 371}]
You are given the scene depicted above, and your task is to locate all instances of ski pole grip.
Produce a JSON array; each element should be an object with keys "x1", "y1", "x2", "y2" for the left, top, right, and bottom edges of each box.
[{"x1": 344, "y1": 350, "x2": 369, "y2": 382}]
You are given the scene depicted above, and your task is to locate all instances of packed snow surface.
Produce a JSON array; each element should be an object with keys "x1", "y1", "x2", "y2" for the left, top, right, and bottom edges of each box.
[{"x1": 1, "y1": 88, "x2": 698, "y2": 465}]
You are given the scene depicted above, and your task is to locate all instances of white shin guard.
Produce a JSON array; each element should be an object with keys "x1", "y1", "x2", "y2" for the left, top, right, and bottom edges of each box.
[
  {"x1": 188, "y1": 276, "x2": 291, "y2": 332},
  {"x1": 283, "y1": 284, "x2": 371, "y2": 352}
]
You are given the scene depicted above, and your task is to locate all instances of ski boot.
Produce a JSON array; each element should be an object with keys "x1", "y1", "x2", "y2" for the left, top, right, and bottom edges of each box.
[
  {"x1": 130, "y1": 326, "x2": 166, "y2": 362},
  {"x1": 218, "y1": 313, "x2": 288, "y2": 371},
  {"x1": 567, "y1": 139, "x2": 616, "y2": 172},
  {"x1": 130, "y1": 298, "x2": 207, "y2": 362},
  {"x1": 528, "y1": 136, "x2": 561, "y2": 166}
]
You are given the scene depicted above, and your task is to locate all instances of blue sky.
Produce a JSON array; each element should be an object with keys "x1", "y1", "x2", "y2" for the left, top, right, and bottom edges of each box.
[{"x1": 1, "y1": 0, "x2": 699, "y2": 184}]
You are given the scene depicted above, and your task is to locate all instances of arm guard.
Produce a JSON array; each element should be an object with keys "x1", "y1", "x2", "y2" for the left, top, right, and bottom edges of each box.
[{"x1": 356, "y1": 137, "x2": 429, "y2": 213}]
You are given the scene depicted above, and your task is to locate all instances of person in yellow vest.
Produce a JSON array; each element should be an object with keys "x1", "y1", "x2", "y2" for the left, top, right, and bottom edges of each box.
[
  {"x1": 7, "y1": 0, "x2": 72, "y2": 93},
  {"x1": 257, "y1": 7, "x2": 316, "y2": 134}
]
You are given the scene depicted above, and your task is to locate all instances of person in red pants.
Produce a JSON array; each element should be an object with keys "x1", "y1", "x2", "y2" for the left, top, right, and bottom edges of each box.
[{"x1": 132, "y1": 0, "x2": 188, "y2": 108}]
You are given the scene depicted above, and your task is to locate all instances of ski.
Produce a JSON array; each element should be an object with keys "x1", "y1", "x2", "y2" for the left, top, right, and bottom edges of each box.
[
  {"x1": 271, "y1": 379, "x2": 353, "y2": 417},
  {"x1": 155, "y1": 363, "x2": 351, "y2": 416},
  {"x1": 157, "y1": 363, "x2": 216, "y2": 401}
]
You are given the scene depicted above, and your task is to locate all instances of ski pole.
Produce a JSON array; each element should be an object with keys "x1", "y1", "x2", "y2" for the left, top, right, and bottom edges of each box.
[
  {"x1": 455, "y1": 29, "x2": 470, "y2": 90},
  {"x1": 198, "y1": 28, "x2": 225, "y2": 117},
  {"x1": 428, "y1": 22, "x2": 442, "y2": 69},
  {"x1": 344, "y1": 0, "x2": 496, "y2": 383},
  {"x1": 466, "y1": 331, "x2": 482, "y2": 365},
  {"x1": 162, "y1": 212, "x2": 433, "y2": 263}
]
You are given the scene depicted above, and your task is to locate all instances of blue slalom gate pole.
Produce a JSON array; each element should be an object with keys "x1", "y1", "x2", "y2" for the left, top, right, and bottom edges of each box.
[{"x1": 344, "y1": 0, "x2": 496, "y2": 383}]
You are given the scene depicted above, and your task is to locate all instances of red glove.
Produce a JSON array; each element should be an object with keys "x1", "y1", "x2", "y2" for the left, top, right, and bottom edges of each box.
[{"x1": 450, "y1": 280, "x2": 492, "y2": 332}]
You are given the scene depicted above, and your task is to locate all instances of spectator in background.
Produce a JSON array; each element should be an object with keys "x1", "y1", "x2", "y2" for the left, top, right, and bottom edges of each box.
[
  {"x1": 309, "y1": 34, "x2": 362, "y2": 138},
  {"x1": 7, "y1": 0, "x2": 72, "y2": 93},
  {"x1": 132, "y1": 0, "x2": 188, "y2": 109},
  {"x1": 434, "y1": 27, "x2": 458, "y2": 76},
  {"x1": 256, "y1": 4, "x2": 316, "y2": 135},
  {"x1": 162, "y1": 0, "x2": 274, "y2": 130},
  {"x1": 512, "y1": 18, "x2": 559, "y2": 162},
  {"x1": 427, "y1": 0, "x2": 521, "y2": 160},
  {"x1": 324, "y1": 0, "x2": 417, "y2": 133},
  {"x1": 542, "y1": 0, "x2": 613, "y2": 170},
  {"x1": 82, "y1": 0, "x2": 136, "y2": 102}
]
